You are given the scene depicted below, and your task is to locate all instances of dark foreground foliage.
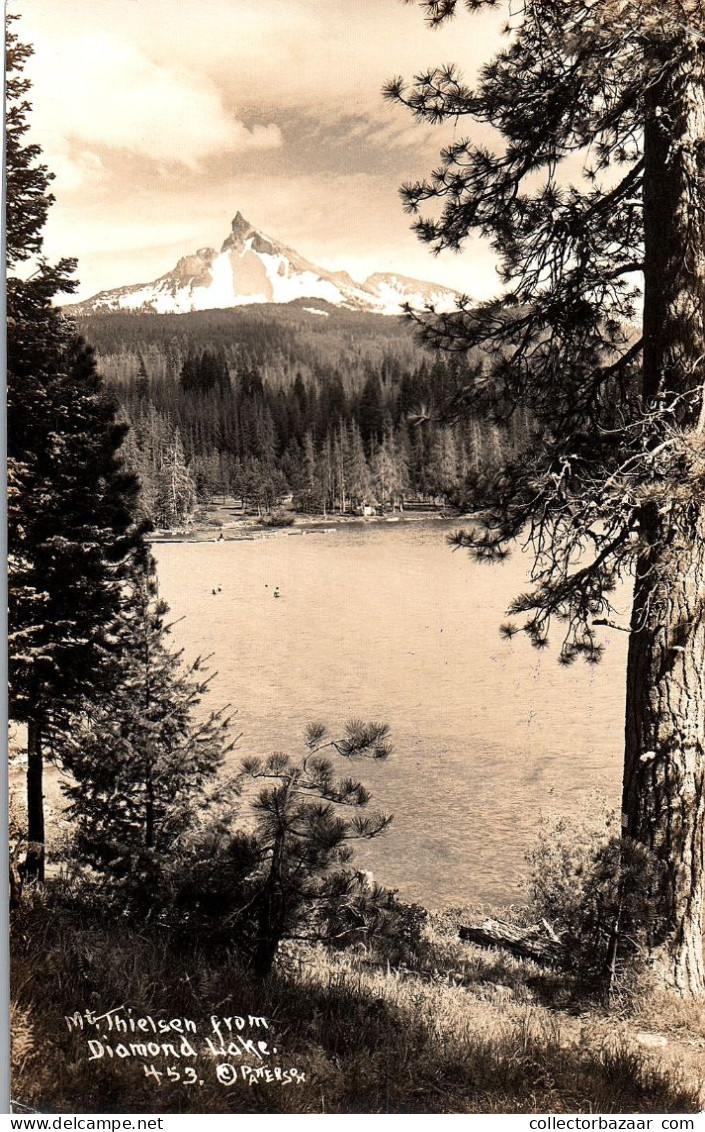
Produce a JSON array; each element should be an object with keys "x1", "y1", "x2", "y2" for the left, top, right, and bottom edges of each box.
[{"x1": 10, "y1": 886, "x2": 703, "y2": 1115}]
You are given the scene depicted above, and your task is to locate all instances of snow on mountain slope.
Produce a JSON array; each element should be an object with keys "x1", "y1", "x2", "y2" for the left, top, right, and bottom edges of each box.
[
  {"x1": 363, "y1": 272, "x2": 461, "y2": 315},
  {"x1": 68, "y1": 213, "x2": 461, "y2": 317}
]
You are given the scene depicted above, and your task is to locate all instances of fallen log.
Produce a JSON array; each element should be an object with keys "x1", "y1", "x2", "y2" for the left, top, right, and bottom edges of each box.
[{"x1": 458, "y1": 918, "x2": 563, "y2": 966}]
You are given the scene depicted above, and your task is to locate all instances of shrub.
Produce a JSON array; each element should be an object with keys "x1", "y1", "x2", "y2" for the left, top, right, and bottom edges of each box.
[
  {"x1": 316, "y1": 871, "x2": 429, "y2": 966},
  {"x1": 527, "y1": 809, "x2": 669, "y2": 995},
  {"x1": 257, "y1": 509, "x2": 295, "y2": 527}
]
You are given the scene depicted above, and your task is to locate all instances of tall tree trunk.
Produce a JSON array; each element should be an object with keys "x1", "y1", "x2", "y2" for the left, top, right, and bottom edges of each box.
[
  {"x1": 25, "y1": 719, "x2": 45, "y2": 882},
  {"x1": 252, "y1": 901, "x2": 285, "y2": 981},
  {"x1": 625, "y1": 25, "x2": 705, "y2": 996},
  {"x1": 623, "y1": 512, "x2": 705, "y2": 996},
  {"x1": 642, "y1": 31, "x2": 705, "y2": 410},
  {"x1": 252, "y1": 831, "x2": 287, "y2": 979},
  {"x1": 145, "y1": 776, "x2": 155, "y2": 850}
]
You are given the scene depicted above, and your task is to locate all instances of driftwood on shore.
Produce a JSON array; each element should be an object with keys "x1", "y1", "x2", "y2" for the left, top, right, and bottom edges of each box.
[{"x1": 459, "y1": 918, "x2": 563, "y2": 966}]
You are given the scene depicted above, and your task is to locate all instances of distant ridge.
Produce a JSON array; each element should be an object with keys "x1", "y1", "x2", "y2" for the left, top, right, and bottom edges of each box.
[{"x1": 67, "y1": 212, "x2": 461, "y2": 317}]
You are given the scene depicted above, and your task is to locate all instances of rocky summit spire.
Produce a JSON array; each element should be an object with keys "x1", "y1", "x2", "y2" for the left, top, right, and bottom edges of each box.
[{"x1": 225, "y1": 211, "x2": 253, "y2": 250}]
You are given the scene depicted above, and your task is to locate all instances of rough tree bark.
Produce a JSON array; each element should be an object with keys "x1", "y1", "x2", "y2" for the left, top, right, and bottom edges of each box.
[
  {"x1": 622, "y1": 28, "x2": 705, "y2": 997},
  {"x1": 145, "y1": 773, "x2": 155, "y2": 850},
  {"x1": 642, "y1": 31, "x2": 705, "y2": 407},
  {"x1": 623, "y1": 515, "x2": 705, "y2": 995},
  {"x1": 252, "y1": 843, "x2": 287, "y2": 979},
  {"x1": 25, "y1": 719, "x2": 45, "y2": 882}
]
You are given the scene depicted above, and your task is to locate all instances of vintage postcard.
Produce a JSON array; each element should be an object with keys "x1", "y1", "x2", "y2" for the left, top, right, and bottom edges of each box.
[{"x1": 6, "y1": 0, "x2": 705, "y2": 1117}]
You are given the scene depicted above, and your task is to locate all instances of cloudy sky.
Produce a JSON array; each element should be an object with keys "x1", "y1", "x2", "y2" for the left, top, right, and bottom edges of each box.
[{"x1": 17, "y1": 0, "x2": 509, "y2": 302}]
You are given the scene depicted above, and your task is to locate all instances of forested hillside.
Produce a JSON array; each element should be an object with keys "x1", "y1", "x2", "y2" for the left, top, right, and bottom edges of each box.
[{"x1": 78, "y1": 303, "x2": 533, "y2": 526}]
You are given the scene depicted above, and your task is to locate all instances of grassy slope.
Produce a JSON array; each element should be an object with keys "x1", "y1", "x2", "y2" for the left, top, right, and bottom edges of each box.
[{"x1": 10, "y1": 896, "x2": 705, "y2": 1115}]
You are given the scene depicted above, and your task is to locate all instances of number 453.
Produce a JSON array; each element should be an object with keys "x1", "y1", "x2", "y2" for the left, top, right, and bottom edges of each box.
[{"x1": 143, "y1": 1064, "x2": 203, "y2": 1086}]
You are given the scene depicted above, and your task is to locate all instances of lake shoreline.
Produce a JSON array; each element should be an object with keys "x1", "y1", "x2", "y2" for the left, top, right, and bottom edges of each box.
[{"x1": 149, "y1": 506, "x2": 460, "y2": 544}]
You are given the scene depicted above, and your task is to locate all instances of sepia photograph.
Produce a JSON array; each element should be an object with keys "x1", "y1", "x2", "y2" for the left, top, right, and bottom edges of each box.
[{"x1": 6, "y1": 0, "x2": 705, "y2": 1116}]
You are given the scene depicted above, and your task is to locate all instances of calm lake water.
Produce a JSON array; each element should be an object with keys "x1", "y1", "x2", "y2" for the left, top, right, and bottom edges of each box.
[{"x1": 155, "y1": 520, "x2": 628, "y2": 909}]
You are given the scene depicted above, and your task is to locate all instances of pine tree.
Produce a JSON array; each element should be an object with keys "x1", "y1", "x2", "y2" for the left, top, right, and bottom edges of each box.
[
  {"x1": 5, "y1": 22, "x2": 55, "y2": 270},
  {"x1": 427, "y1": 427, "x2": 461, "y2": 505},
  {"x1": 59, "y1": 557, "x2": 237, "y2": 880},
  {"x1": 345, "y1": 421, "x2": 374, "y2": 509},
  {"x1": 316, "y1": 436, "x2": 336, "y2": 518},
  {"x1": 373, "y1": 436, "x2": 397, "y2": 509},
  {"x1": 238, "y1": 720, "x2": 393, "y2": 977},
  {"x1": 179, "y1": 347, "x2": 230, "y2": 395},
  {"x1": 387, "y1": 0, "x2": 705, "y2": 995},
  {"x1": 178, "y1": 350, "x2": 201, "y2": 393},
  {"x1": 358, "y1": 372, "x2": 386, "y2": 452},
  {"x1": 154, "y1": 429, "x2": 197, "y2": 529},
  {"x1": 7, "y1": 19, "x2": 145, "y2": 879},
  {"x1": 134, "y1": 354, "x2": 150, "y2": 399}
]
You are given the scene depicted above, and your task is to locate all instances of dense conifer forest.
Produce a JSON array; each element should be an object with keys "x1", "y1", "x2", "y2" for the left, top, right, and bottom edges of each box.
[{"x1": 77, "y1": 305, "x2": 533, "y2": 526}]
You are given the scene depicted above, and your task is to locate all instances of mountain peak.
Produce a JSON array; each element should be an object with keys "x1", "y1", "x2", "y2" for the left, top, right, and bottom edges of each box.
[
  {"x1": 230, "y1": 210, "x2": 253, "y2": 238},
  {"x1": 221, "y1": 211, "x2": 256, "y2": 254},
  {"x1": 66, "y1": 213, "x2": 462, "y2": 317}
]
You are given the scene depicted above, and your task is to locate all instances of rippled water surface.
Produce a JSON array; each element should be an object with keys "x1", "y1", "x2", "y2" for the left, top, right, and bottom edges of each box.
[{"x1": 155, "y1": 521, "x2": 628, "y2": 908}]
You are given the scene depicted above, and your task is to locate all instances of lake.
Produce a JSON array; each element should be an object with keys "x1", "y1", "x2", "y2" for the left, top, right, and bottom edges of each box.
[{"x1": 155, "y1": 520, "x2": 629, "y2": 909}]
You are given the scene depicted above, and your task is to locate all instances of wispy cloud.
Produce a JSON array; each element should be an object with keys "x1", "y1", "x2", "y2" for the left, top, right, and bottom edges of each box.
[
  {"x1": 20, "y1": 0, "x2": 507, "y2": 299},
  {"x1": 27, "y1": 33, "x2": 282, "y2": 184}
]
